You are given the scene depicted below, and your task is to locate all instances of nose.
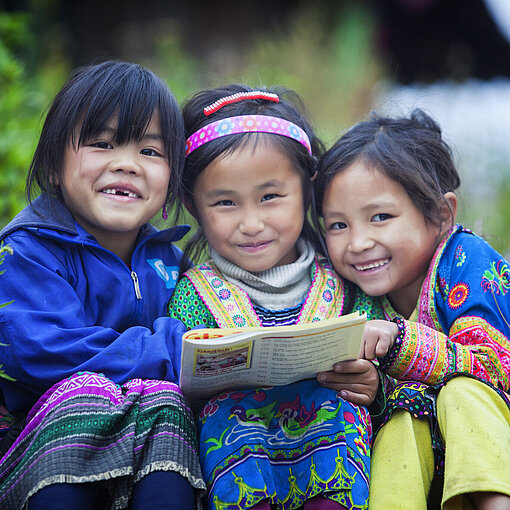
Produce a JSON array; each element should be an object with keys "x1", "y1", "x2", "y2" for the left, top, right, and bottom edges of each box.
[
  {"x1": 110, "y1": 147, "x2": 142, "y2": 175},
  {"x1": 239, "y1": 209, "x2": 264, "y2": 236},
  {"x1": 348, "y1": 226, "x2": 375, "y2": 253}
]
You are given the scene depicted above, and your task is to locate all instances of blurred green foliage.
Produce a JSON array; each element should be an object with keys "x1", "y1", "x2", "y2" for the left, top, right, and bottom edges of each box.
[{"x1": 0, "y1": 13, "x2": 41, "y2": 227}]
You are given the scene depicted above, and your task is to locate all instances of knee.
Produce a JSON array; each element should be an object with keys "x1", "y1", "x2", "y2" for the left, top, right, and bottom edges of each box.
[
  {"x1": 436, "y1": 376, "x2": 484, "y2": 409},
  {"x1": 436, "y1": 376, "x2": 509, "y2": 434}
]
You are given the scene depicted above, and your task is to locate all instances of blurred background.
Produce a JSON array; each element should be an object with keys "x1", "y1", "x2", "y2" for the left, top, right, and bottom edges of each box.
[{"x1": 1, "y1": 0, "x2": 510, "y2": 254}]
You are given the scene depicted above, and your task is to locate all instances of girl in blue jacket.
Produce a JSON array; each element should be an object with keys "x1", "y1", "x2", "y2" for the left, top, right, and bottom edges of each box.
[{"x1": 0, "y1": 61, "x2": 204, "y2": 509}]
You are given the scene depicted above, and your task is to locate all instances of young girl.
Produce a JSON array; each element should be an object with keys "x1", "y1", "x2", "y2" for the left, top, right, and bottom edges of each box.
[
  {"x1": 315, "y1": 109, "x2": 510, "y2": 510},
  {"x1": 0, "y1": 61, "x2": 204, "y2": 509},
  {"x1": 168, "y1": 84, "x2": 384, "y2": 510}
]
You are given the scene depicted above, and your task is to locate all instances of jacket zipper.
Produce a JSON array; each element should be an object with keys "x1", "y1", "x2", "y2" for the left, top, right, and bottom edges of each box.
[{"x1": 131, "y1": 270, "x2": 142, "y2": 299}]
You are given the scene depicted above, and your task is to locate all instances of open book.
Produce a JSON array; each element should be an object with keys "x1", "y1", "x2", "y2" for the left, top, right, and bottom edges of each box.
[{"x1": 179, "y1": 311, "x2": 366, "y2": 400}]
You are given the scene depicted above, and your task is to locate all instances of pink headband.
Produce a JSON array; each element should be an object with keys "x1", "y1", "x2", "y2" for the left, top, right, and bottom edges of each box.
[{"x1": 185, "y1": 115, "x2": 312, "y2": 157}]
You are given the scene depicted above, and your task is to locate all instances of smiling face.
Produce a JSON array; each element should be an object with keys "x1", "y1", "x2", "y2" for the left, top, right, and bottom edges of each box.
[
  {"x1": 322, "y1": 159, "x2": 442, "y2": 317},
  {"x1": 192, "y1": 140, "x2": 305, "y2": 273},
  {"x1": 60, "y1": 113, "x2": 169, "y2": 262}
]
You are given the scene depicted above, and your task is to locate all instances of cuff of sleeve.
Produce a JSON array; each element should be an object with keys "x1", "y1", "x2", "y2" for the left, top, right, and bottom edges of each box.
[{"x1": 377, "y1": 316, "x2": 405, "y2": 372}]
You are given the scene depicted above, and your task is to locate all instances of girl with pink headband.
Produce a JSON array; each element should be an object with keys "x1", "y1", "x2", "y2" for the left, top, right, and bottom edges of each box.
[{"x1": 168, "y1": 84, "x2": 386, "y2": 510}]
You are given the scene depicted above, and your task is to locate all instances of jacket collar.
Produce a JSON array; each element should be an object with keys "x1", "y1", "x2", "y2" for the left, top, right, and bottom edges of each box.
[{"x1": 0, "y1": 193, "x2": 190, "y2": 244}]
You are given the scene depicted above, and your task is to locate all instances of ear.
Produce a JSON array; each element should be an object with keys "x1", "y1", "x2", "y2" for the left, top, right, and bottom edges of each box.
[{"x1": 440, "y1": 192, "x2": 457, "y2": 232}]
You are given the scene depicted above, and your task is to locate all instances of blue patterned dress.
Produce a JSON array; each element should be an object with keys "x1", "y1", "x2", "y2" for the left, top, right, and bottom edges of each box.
[{"x1": 169, "y1": 256, "x2": 384, "y2": 509}]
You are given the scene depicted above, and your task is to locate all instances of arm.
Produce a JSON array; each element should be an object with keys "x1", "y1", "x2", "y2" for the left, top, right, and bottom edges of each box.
[
  {"x1": 381, "y1": 315, "x2": 510, "y2": 390},
  {"x1": 0, "y1": 234, "x2": 187, "y2": 398}
]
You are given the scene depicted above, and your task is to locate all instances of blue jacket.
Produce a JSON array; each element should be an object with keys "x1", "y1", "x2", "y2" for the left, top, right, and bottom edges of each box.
[{"x1": 0, "y1": 193, "x2": 190, "y2": 413}]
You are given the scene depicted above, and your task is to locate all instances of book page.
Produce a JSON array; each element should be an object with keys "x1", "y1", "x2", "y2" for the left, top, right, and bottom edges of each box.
[{"x1": 179, "y1": 313, "x2": 366, "y2": 400}]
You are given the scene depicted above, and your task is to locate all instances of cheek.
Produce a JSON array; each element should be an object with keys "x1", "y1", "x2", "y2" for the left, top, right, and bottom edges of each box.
[
  {"x1": 201, "y1": 214, "x2": 230, "y2": 242},
  {"x1": 325, "y1": 237, "x2": 342, "y2": 264},
  {"x1": 154, "y1": 166, "x2": 171, "y2": 192}
]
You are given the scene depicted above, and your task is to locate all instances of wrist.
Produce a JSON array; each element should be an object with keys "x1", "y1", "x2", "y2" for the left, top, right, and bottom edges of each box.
[{"x1": 378, "y1": 317, "x2": 405, "y2": 371}]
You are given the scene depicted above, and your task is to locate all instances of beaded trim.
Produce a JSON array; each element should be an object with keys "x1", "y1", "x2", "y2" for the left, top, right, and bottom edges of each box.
[
  {"x1": 185, "y1": 115, "x2": 312, "y2": 157},
  {"x1": 378, "y1": 317, "x2": 405, "y2": 371},
  {"x1": 203, "y1": 91, "x2": 279, "y2": 116}
]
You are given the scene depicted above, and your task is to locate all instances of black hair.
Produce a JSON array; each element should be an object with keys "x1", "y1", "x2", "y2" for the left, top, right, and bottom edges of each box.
[
  {"x1": 179, "y1": 83, "x2": 324, "y2": 273},
  {"x1": 314, "y1": 108, "x2": 461, "y2": 237},
  {"x1": 26, "y1": 60, "x2": 184, "y2": 219}
]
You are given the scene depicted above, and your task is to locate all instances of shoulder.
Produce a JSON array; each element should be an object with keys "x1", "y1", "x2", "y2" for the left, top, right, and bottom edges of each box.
[
  {"x1": 172, "y1": 273, "x2": 198, "y2": 297},
  {"x1": 0, "y1": 194, "x2": 76, "y2": 241},
  {"x1": 168, "y1": 272, "x2": 218, "y2": 330},
  {"x1": 439, "y1": 225, "x2": 506, "y2": 273},
  {"x1": 313, "y1": 255, "x2": 342, "y2": 284}
]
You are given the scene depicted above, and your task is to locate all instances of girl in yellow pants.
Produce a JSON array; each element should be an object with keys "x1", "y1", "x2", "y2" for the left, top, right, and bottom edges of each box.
[{"x1": 369, "y1": 377, "x2": 510, "y2": 509}]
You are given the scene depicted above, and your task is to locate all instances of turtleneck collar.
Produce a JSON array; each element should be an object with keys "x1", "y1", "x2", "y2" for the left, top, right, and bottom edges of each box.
[{"x1": 210, "y1": 238, "x2": 315, "y2": 310}]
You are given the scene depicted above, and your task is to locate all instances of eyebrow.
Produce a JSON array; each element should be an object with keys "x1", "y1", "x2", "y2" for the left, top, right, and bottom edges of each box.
[
  {"x1": 204, "y1": 180, "x2": 287, "y2": 200},
  {"x1": 95, "y1": 127, "x2": 164, "y2": 142},
  {"x1": 359, "y1": 200, "x2": 396, "y2": 211},
  {"x1": 204, "y1": 189, "x2": 235, "y2": 198},
  {"x1": 324, "y1": 200, "x2": 397, "y2": 217},
  {"x1": 142, "y1": 133, "x2": 164, "y2": 142},
  {"x1": 257, "y1": 180, "x2": 285, "y2": 190}
]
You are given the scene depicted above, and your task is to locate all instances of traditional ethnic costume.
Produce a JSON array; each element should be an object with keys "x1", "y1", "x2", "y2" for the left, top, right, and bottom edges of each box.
[
  {"x1": 0, "y1": 194, "x2": 205, "y2": 509},
  {"x1": 369, "y1": 225, "x2": 510, "y2": 509},
  {"x1": 169, "y1": 240, "x2": 383, "y2": 510}
]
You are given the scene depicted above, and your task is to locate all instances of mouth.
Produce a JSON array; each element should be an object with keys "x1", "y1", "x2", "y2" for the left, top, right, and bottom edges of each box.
[
  {"x1": 99, "y1": 187, "x2": 140, "y2": 199},
  {"x1": 353, "y1": 258, "x2": 390, "y2": 272},
  {"x1": 238, "y1": 241, "x2": 272, "y2": 252}
]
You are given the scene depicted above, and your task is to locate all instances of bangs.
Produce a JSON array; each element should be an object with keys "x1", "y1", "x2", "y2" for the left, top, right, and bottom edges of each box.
[{"x1": 75, "y1": 71, "x2": 164, "y2": 147}]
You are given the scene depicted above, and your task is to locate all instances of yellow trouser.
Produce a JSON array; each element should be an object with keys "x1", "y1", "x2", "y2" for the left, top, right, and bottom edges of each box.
[{"x1": 368, "y1": 376, "x2": 510, "y2": 510}]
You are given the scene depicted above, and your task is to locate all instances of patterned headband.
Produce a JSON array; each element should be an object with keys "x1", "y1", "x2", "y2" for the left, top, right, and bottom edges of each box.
[
  {"x1": 204, "y1": 91, "x2": 279, "y2": 116},
  {"x1": 185, "y1": 115, "x2": 312, "y2": 157}
]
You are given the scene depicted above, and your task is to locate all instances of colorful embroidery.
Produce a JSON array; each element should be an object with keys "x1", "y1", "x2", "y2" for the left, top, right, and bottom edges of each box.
[
  {"x1": 481, "y1": 259, "x2": 510, "y2": 295},
  {"x1": 186, "y1": 263, "x2": 261, "y2": 328},
  {"x1": 377, "y1": 225, "x2": 510, "y2": 479},
  {"x1": 419, "y1": 224, "x2": 457, "y2": 333},
  {"x1": 297, "y1": 258, "x2": 345, "y2": 322},
  {"x1": 454, "y1": 245, "x2": 466, "y2": 267},
  {"x1": 438, "y1": 276, "x2": 449, "y2": 296},
  {"x1": 447, "y1": 282, "x2": 469, "y2": 309}
]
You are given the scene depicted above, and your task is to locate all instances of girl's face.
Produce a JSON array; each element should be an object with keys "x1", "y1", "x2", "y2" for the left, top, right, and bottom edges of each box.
[
  {"x1": 322, "y1": 160, "x2": 441, "y2": 318},
  {"x1": 60, "y1": 114, "x2": 169, "y2": 262},
  {"x1": 192, "y1": 141, "x2": 305, "y2": 273}
]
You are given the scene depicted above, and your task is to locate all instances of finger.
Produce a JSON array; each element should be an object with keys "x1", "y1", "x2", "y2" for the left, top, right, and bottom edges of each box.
[
  {"x1": 337, "y1": 389, "x2": 374, "y2": 406},
  {"x1": 319, "y1": 368, "x2": 378, "y2": 386},
  {"x1": 363, "y1": 341, "x2": 377, "y2": 360},
  {"x1": 358, "y1": 337, "x2": 366, "y2": 359},
  {"x1": 375, "y1": 336, "x2": 393, "y2": 358},
  {"x1": 334, "y1": 359, "x2": 372, "y2": 374},
  {"x1": 318, "y1": 374, "x2": 376, "y2": 392},
  {"x1": 318, "y1": 372, "x2": 365, "y2": 385}
]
